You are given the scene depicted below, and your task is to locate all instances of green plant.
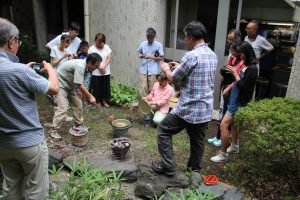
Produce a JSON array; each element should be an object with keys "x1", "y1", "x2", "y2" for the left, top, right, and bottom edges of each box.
[
  {"x1": 110, "y1": 82, "x2": 139, "y2": 105},
  {"x1": 162, "y1": 189, "x2": 214, "y2": 200},
  {"x1": 17, "y1": 31, "x2": 50, "y2": 63},
  {"x1": 49, "y1": 165, "x2": 64, "y2": 176},
  {"x1": 48, "y1": 160, "x2": 125, "y2": 200},
  {"x1": 226, "y1": 97, "x2": 300, "y2": 198},
  {"x1": 152, "y1": 194, "x2": 165, "y2": 200}
]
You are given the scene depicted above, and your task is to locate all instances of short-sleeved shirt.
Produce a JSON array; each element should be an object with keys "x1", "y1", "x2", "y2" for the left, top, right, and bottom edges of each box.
[
  {"x1": 57, "y1": 59, "x2": 86, "y2": 91},
  {"x1": 47, "y1": 34, "x2": 82, "y2": 54},
  {"x1": 171, "y1": 43, "x2": 218, "y2": 124},
  {"x1": 0, "y1": 51, "x2": 50, "y2": 148},
  {"x1": 244, "y1": 35, "x2": 273, "y2": 60},
  {"x1": 88, "y1": 44, "x2": 112, "y2": 76},
  {"x1": 137, "y1": 40, "x2": 164, "y2": 75},
  {"x1": 50, "y1": 45, "x2": 70, "y2": 71}
]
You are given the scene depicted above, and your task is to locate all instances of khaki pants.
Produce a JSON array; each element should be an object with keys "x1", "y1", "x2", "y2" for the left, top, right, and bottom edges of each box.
[
  {"x1": 139, "y1": 74, "x2": 157, "y2": 97},
  {"x1": 0, "y1": 141, "x2": 49, "y2": 200},
  {"x1": 51, "y1": 88, "x2": 83, "y2": 130}
]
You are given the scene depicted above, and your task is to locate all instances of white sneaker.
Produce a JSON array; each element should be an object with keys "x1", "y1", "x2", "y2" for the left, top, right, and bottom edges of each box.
[
  {"x1": 213, "y1": 139, "x2": 221, "y2": 147},
  {"x1": 210, "y1": 151, "x2": 229, "y2": 162},
  {"x1": 227, "y1": 144, "x2": 239, "y2": 154},
  {"x1": 64, "y1": 115, "x2": 73, "y2": 122},
  {"x1": 207, "y1": 137, "x2": 218, "y2": 144},
  {"x1": 49, "y1": 130, "x2": 62, "y2": 139}
]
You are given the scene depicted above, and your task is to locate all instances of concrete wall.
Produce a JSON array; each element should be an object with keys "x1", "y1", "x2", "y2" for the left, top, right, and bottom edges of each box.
[
  {"x1": 286, "y1": 35, "x2": 300, "y2": 99},
  {"x1": 89, "y1": 0, "x2": 167, "y2": 88}
]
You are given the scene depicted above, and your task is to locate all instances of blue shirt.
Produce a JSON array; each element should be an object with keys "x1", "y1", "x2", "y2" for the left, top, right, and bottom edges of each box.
[
  {"x1": 137, "y1": 40, "x2": 164, "y2": 75},
  {"x1": 171, "y1": 43, "x2": 217, "y2": 124},
  {"x1": 0, "y1": 51, "x2": 50, "y2": 148}
]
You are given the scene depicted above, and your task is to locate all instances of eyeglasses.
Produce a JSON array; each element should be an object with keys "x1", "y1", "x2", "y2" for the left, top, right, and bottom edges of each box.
[{"x1": 10, "y1": 36, "x2": 22, "y2": 46}]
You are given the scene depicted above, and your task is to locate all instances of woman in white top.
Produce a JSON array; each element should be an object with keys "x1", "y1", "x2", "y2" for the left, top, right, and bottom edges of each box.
[
  {"x1": 50, "y1": 34, "x2": 72, "y2": 71},
  {"x1": 88, "y1": 33, "x2": 112, "y2": 107}
]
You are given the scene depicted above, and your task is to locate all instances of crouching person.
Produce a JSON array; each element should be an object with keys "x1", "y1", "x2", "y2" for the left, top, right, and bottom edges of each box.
[
  {"x1": 49, "y1": 53, "x2": 101, "y2": 139},
  {"x1": 143, "y1": 71, "x2": 173, "y2": 125},
  {"x1": 0, "y1": 18, "x2": 59, "y2": 199}
]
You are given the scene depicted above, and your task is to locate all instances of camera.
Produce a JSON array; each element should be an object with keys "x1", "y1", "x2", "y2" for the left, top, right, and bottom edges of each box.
[
  {"x1": 32, "y1": 63, "x2": 42, "y2": 73},
  {"x1": 154, "y1": 50, "x2": 160, "y2": 57},
  {"x1": 220, "y1": 66, "x2": 235, "y2": 86},
  {"x1": 139, "y1": 54, "x2": 145, "y2": 58}
]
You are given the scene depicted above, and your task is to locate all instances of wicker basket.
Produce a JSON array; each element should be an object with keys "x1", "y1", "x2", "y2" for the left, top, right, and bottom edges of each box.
[
  {"x1": 71, "y1": 132, "x2": 88, "y2": 147},
  {"x1": 110, "y1": 137, "x2": 131, "y2": 159}
]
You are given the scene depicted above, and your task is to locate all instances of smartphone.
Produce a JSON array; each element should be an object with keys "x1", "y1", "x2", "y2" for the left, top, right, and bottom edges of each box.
[{"x1": 32, "y1": 63, "x2": 42, "y2": 73}]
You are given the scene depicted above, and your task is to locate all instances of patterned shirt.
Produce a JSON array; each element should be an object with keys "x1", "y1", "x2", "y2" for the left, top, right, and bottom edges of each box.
[
  {"x1": 0, "y1": 51, "x2": 50, "y2": 148},
  {"x1": 171, "y1": 43, "x2": 217, "y2": 124}
]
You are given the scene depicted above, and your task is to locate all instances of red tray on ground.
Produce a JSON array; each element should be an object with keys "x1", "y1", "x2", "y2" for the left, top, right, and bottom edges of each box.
[{"x1": 204, "y1": 175, "x2": 219, "y2": 185}]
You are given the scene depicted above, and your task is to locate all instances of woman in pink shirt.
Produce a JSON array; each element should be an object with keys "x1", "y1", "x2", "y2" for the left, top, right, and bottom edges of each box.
[{"x1": 143, "y1": 71, "x2": 173, "y2": 125}]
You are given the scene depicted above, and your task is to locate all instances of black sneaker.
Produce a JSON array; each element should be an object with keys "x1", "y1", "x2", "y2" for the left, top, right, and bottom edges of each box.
[{"x1": 151, "y1": 161, "x2": 176, "y2": 176}]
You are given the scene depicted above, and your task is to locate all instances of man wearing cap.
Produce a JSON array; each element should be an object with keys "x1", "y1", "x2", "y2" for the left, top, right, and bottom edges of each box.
[{"x1": 138, "y1": 27, "x2": 164, "y2": 97}]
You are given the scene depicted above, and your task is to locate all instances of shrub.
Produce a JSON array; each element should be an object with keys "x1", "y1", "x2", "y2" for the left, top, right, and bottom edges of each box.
[
  {"x1": 17, "y1": 31, "x2": 50, "y2": 63},
  {"x1": 225, "y1": 98, "x2": 300, "y2": 197},
  {"x1": 110, "y1": 82, "x2": 139, "y2": 105}
]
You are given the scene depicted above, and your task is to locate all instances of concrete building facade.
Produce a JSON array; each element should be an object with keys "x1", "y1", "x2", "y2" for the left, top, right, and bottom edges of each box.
[
  {"x1": 287, "y1": 34, "x2": 300, "y2": 99},
  {"x1": 88, "y1": 0, "x2": 167, "y2": 87},
  {"x1": 5, "y1": 0, "x2": 298, "y2": 104}
]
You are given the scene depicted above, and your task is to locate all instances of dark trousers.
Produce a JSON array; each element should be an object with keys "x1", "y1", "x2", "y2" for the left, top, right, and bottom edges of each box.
[{"x1": 157, "y1": 113, "x2": 208, "y2": 170}]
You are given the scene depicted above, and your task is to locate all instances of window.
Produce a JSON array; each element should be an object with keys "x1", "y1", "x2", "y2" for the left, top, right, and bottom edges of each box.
[{"x1": 165, "y1": 0, "x2": 219, "y2": 50}]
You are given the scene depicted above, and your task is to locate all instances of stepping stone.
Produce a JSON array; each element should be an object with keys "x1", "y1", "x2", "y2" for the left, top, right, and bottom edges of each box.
[
  {"x1": 63, "y1": 152, "x2": 138, "y2": 183},
  {"x1": 134, "y1": 164, "x2": 190, "y2": 199},
  {"x1": 223, "y1": 188, "x2": 243, "y2": 200},
  {"x1": 199, "y1": 183, "x2": 228, "y2": 199},
  {"x1": 49, "y1": 150, "x2": 63, "y2": 168}
]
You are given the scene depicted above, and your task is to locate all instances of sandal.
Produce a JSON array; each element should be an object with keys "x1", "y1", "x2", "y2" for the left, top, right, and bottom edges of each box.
[{"x1": 102, "y1": 101, "x2": 110, "y2": 108}]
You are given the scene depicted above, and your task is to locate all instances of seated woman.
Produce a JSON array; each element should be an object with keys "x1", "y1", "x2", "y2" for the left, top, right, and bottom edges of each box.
[
  {"x1": 143, "y1": 71, "x2": 173, "y2": 125},
  {"x1": 211, "y1": 41, "x2": 258, "y2": 162}
]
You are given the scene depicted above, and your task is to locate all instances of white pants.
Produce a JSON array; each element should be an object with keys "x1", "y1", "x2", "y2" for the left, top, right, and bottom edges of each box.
[{"x1": 153, "y1": 110, "x2": 168, "y2": 125}]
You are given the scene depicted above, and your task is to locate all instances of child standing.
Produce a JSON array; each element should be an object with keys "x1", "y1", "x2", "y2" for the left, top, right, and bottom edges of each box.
[
  {"x1": 77, "y1": 41, "x2": 92, "y2": 106},
  {"x1": 50, "y1": 34, "x2": 72, "y2": 71}
]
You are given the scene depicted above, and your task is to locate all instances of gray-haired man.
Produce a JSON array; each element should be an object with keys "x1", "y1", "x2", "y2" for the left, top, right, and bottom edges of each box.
[
  {"x1": 0, "y1": 17, "x2": 58, "y2": 199},
  {"x1": 245, "y1": 20, "x2": 273, "y2": 61},
  {"x1": 137, "y1": 27, "x2": 164, "y2": 97}
]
